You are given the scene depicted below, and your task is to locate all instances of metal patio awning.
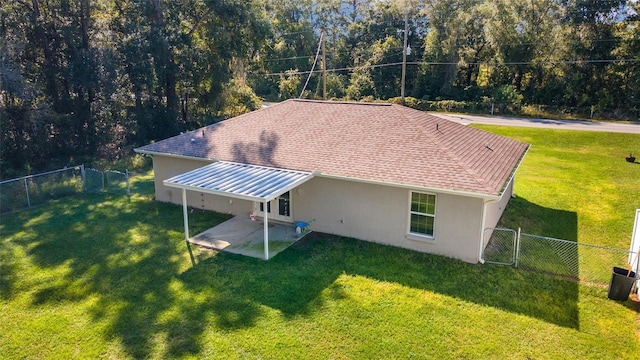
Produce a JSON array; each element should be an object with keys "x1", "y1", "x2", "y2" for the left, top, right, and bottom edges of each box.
[
  {"x1": 163, "y1": 161, "x2": 314, "y2": 202},
  {"x1": 163, "y1": 161, "x2": 315, "y2": 260}
]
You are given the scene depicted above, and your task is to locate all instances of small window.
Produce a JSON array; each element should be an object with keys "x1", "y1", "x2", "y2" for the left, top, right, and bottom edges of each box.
[
  {"x1": 259, "y1": 201, "x2": 271, "y2": 213},
  {"x1": 278, "y1": 192, "x2": 290, "y2": 216},
  {"x1": 409, "y1": 192, "x2": 436, "y2": 237}
]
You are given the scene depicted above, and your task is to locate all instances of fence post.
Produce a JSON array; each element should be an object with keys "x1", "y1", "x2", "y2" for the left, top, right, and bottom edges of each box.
[
  {"x1": 126, "y1": 169, "x2": 131, "y2": 200},
  {"x1": 81, "y1": 164, "x2": 86, "y2": 192},
  {"x1": 515, "y1": 227, "x2": 521, "y2": 268},
  {"x1": 636, "y1": 252, "x2": 640, "y2": 294},
  {"x1": 24, "y1": 178, "x2": 31, "y2": 208},
  {"x1": 105, "y1": 171, "x2": 110, "y2": 194}
]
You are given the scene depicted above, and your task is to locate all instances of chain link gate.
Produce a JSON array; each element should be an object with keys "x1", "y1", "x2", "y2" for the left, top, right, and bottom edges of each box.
[
  {"x1": 105, "y1": 170, "x2": 130, "y2": 197},
  {"x1": 482, "y1": 227, "x2": 517, "y2": 265},
  {"x1": 84, "y1": 168, "x2": 105, "y2": 193}
]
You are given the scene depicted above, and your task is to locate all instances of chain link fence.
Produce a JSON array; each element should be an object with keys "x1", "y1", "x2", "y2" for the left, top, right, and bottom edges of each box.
[
  {"x1": 0, "y1": 166, "x2": 84, "y2": 213},
  {"x1": 483, "y1": 228, "x2": 639, "y2": 286},
  {"x1": 84, "y1": 168, "x2": 105, "y2": 194},
  {"x1": 1, "y1": 166, "x2": 141, "y2": 214},
  {"x1": 518, "y1": 233, "x2": 635, "y2": 284}
]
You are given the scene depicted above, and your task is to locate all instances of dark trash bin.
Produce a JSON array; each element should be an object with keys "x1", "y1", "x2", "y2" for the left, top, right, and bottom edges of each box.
[{"x1": 608, "y1": 267, "x2": 636, "y2": 301}]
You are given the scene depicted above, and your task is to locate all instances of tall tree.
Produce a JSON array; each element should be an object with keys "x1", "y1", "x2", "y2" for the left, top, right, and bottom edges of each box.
[
  {"x1": 421, "y1": 0, "x2": 478, "y2": 98},
  {"x1": 559, "y1": 0, "x2": 627, "y2": 107},
  {"x1": 251, "y1": 0, "x2": 316, "y2": 100}
]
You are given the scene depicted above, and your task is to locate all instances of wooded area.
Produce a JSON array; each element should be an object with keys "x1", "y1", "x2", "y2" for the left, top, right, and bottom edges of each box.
[{"x1": 1, "y1": 0, "x2": 639, "y2": 175}]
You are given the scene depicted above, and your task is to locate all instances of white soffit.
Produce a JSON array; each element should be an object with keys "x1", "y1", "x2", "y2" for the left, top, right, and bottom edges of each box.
[{"x1": 163, "y1": 161, "x2": 313, "y2": 202}]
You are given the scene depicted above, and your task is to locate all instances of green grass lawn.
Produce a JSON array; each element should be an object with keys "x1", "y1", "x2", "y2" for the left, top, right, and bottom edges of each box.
[
  {"x1": 1, "y1": 129, "x2": 639, "y2": 359},
  {"x1": 473, "y1": 125, "x2": 640, "y2": 249}
]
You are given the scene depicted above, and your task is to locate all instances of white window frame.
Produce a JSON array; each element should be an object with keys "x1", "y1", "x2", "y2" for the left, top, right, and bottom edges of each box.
[{"x1": 407, "y1": 191, "x2": 436, "y2": 241}]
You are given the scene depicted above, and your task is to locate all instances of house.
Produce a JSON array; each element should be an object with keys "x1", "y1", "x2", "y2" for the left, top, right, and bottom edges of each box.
[{"x1": 135, "y1": 99, "x2": 529, "y2": 263}]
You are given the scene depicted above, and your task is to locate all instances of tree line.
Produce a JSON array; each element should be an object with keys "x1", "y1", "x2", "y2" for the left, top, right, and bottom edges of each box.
[{"x1": 1, "y1": 0, "x2": 638, "y2": 175}]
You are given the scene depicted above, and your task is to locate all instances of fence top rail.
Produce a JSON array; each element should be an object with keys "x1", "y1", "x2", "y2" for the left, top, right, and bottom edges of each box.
[
  {"x1": 105, "y1": 170, "x2": 127, "y2": 175},
  {"x1": 522, "y1": 231, "x2": 637, "y2": 253},
  {"x1": 0, "y1": 165, "x2": 83, "y2": 185},
  {"x1": 486, "y1": 227, "x2": 517, "y2": 233}
]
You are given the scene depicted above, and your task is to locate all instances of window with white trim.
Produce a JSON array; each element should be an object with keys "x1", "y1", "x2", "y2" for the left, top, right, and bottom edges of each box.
[{"x1": 409, "y1": 192, "x2": 436, "y2": 237}]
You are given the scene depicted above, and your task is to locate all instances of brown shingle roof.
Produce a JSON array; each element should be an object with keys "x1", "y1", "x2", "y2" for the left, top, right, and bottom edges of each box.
[{"x1": 136, "y1": 99, "x2": 529, "y2": 197}]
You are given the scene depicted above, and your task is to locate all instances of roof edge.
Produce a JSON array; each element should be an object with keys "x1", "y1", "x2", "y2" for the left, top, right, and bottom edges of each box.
[
  {"x1": 496, "y1": 144, "x2": 531, "y2": 196},
  {"x1": 316, "y1": 172, "x2": 501, "y2": 200},
  {"x1": 138, "y1": 150, "x2": 502, "y2": 199},
  {"x1": 134, "y1": 148, "x2": 218, "y2": 162},
  {"x1": 291, "y1": 99, "x2": 392, "y2": 107},
  {"x1": 395, "y1": 106, "x2": 500, "y2": 194}
]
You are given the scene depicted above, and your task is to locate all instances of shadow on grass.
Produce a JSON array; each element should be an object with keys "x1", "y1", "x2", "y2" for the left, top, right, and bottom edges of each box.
[
  {"x1": 181, "y1": 233, "x2": 580, "y2": 333},
  {"x1": 0, "y1": 235, "x2": 20, "y2": 300},
  {"x1": 486, "y1": 196, "x2": 583, "y2": 281},
  {"x1": 497, "y1": 196, "x2": 578, "y2": 241},
  {"x1": 2, "y1": 194, "x2": 224, "y2": 358},
  {"x1": 128, "y1": 173, "x2": 156, "y2": 198},
  {"x1": 2, "y1": 194, "x2": 580, "y2": 359}
]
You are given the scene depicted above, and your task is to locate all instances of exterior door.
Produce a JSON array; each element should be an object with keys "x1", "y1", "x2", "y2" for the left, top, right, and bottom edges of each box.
[{"x1": 254, "y1": 191, "x2": 292, "y2": 222}]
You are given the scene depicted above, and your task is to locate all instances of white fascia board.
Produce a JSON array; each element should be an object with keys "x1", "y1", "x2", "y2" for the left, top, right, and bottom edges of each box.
[
  {"x1": 497, "y1": 145, "x2": 530, "y2": 196},
  {"x1": 134, "y1": 149, "x2": 218, "y2": 162},
  {"x1": 140, "y1": 150, "x2": 518, "y2": 201}
]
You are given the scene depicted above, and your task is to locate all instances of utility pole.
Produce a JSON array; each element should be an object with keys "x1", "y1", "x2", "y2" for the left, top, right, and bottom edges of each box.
[
  {"x1": 322, "y1": 31, "x2": 327, "y2": 100},
  {"x1": 401, "y1": 7, "x2": 408, "y2": 105}
]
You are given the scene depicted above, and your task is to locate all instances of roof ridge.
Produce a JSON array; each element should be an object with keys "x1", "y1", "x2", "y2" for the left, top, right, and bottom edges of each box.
[
  {"x1": 395, "y1": 105, "x2": 497, "y2": 194},
  {"x1": 292, "y1": 99, "x2": 391, "y2": 106}
]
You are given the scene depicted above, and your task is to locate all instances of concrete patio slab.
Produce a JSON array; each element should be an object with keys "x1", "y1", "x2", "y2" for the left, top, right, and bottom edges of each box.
[{"x1": 188, "y1": 216, "x2": 310, "y2": 259}]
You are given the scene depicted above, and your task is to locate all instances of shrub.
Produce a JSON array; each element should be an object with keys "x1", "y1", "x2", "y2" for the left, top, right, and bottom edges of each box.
[
  {"x1": 220, "y1": 79, "x2": 263, "y2": 119},
  {"x1": 492, "y1": 85, "x2": 523, "y2": 114},
  {"x1": 278, "y1": 70, "x2": 301, "y2": 100}
]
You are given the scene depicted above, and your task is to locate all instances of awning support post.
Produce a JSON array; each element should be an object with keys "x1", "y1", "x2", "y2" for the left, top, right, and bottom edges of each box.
[
  {"x1": 182, "y1": 188, "x2": 190, "y2": 240},
  {"x1": 182, "y1": 189, "x2": 195, "y2": 265},
  {"x1": 263, "y1": 199, "x2": 269, "y2": 260}
]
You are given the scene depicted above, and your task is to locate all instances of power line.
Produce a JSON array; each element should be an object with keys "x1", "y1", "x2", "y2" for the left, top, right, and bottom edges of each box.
[
  {"x1": 261, "y1": 55, "x2": 314, "y2": 62},
  {"x1": 449, "y1": 58, "x2": 640, "y2": 66},
  {"x1": 257, "y1": 37, "x2": 628, "y2": 65},
  {"x1": 259, "y1": 45, "x2": 405, "y2": 63},
  {"x1": 253, "y1": 62, "x2": 404, "y2": 77},
  {"x1": 274, "y1": 30, "x2": 315, "y2": 37},
  {"x1": 261, "y1": 47, "x2": 406, "y2": 63},
  {"x1": 251, "y1": 58, "x2": 640, "y2": 77}
]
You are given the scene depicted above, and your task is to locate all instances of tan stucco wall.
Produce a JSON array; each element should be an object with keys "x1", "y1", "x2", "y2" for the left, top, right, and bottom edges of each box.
[
  {"x1": 150, "y1": 155, "x2": 509, "y2": 263},
  {"x1": 484, "y1": 177, "x2": 514, "y2": 231},
  {"x1": 480, "y1": 177, "x2": 514, "y2": 255},
  {"x1": 293, "y1": 176, "x2": 485, "y2": 263},
  {"x1": 151, "y1": 156, "x2": 252, "y2": 215}
]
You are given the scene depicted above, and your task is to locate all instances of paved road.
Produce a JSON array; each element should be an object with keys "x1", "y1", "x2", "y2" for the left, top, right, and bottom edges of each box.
[{"x1": 432, "y1": 113, "x2": 640, "y2": 134}]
